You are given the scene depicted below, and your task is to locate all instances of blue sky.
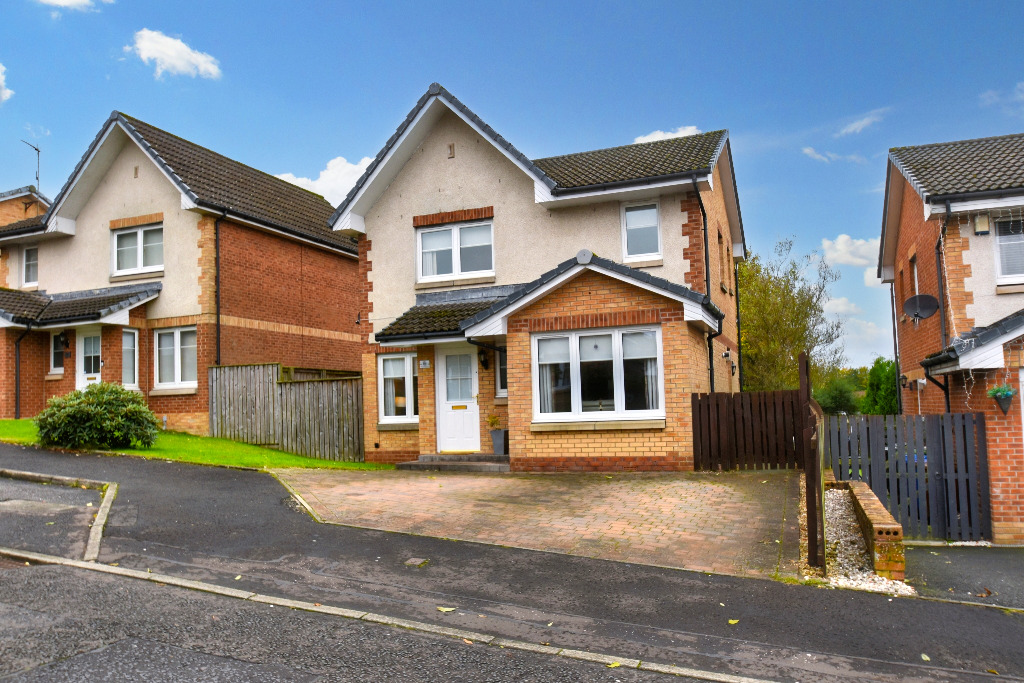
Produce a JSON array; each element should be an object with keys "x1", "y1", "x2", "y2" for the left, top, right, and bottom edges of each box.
[{"x1": 2, "y1": 0, "x2": 1023, "y2": 367}]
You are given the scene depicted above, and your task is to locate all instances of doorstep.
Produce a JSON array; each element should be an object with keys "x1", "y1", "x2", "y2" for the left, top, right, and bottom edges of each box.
[{"x1": 396, "y1": 453, "x2": 511, "y2": 472}]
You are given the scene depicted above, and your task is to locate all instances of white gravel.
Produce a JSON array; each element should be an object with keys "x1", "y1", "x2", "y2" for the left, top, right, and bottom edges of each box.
[{"x1": 823, "y1": 488, "x2": 917, "y2": 596}]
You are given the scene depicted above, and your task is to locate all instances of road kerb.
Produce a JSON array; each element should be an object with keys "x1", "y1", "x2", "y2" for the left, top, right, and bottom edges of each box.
[
  {"x1": 84, "y1": 482, "x2": 117, "y2": 562},
  {"x1": 0, "y1": 545, "x2": 782, "y2": 682}
]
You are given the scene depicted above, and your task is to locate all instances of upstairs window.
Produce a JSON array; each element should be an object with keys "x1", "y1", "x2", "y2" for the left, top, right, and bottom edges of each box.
[
  {"x1": 418, "y1": 222, "x2": 493, "y2": 282},
  {"x1": 23, "y1": 247, "x2": 38, "y2": 286},
  {"x1": 621, "y1": 202, "x2": 661, "y2": 261},
  {"x1": 113, "y1": 225, "x2": 163, "y2": 276},
  {"x1": 996, "y1": 220, "x2": 1024, "y2": 283}
]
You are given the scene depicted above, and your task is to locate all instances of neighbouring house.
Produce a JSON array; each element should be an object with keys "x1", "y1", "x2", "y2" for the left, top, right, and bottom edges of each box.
[
  {"x1": 0, "y1": 112, "x2": 363, "y2": 433},
  {"x1": 332, "y1": 84, "x2": 745, "y2": 471},
  {"x1": 878, "y1": 132, "x2": 1024, "y2": 543}
]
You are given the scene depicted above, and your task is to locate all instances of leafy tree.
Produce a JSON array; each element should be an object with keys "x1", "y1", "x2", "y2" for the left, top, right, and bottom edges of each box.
[
  {"x1": 860, "y1": 357, "x2": 898, "y2": 415},
  {"x1": 813, "y1": 378, "x2": 859, "y2": 415},
  {"x1": 840, "y1": 366, "x2": 870, "y2": 392},
  {"x1": 738, "y1": 239, "x2": 846, "y2": 391}
]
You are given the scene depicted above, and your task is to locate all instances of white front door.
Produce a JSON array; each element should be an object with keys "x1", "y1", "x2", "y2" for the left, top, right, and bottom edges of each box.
[
  {"x1": 435, "y1": 344, "x2": 481, "y2": 453},
  {"x1": 76, "y1": 327, "x2": 102, "y2": 389}
]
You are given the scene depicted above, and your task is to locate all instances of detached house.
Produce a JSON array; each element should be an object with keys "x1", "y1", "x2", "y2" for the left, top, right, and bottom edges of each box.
[
  {"x1": 879, "y1": 132, "x2": 1024, "y2": 543},
  {"x1": 0, "y1": 113, "x2": 362, "y2": 432},
  {"x1": 333, "y1": 84, "x2": 745, "y2": 471}
]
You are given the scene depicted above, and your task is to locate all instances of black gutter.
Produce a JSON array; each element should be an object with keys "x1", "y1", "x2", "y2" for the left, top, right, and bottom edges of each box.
[
  {"x1": 890, "y1": 283, "x2": 902, "y2": 414},
  {"x1": 550, "y1": 169, "x2": 710, "y2": 197},
  {"x1": 14, "y1": 300, "x2": 52, "y2": 419},
  {"x1": 0, "y1": 225, "x2": 47, "y2": 240},
  {"x1": 927, "y1": 186, "x2": 1024, "y2": 205},
  {"x1": 215, "y1": 213, "x2": 224, "y2": 366},
  {"x1": 735, "y1": 260, "x2": 744, "y2": 390},
  {"x1": 376, "y1": 331, "x2": 461, "y2": 343},
  {"x1": 693, "y1": 180, "x2": 720, "y2": 392}
]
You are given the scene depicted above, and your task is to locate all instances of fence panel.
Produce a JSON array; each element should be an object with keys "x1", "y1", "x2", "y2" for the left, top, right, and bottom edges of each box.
[
  {"x1": 691, "y1": 389, "x2": 803, "y2": 470},
  {"x1": 209, "y1": 364, "x2": 363, "y2": 462},
  {"x1": 825, "y1": 413, "x2": 989, "y2": 541}
]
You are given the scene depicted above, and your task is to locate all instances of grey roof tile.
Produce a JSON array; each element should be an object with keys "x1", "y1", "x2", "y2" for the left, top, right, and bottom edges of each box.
[
  {"x1": 0, "y1": 283, "x2": 160, "y2": 325},
  {"x1": 0, "y1": 214, "x2": 45, "y2": 236},
  {"x1": 890, "y1": 132, "x2": 1024, "y2": 200},
  {"x1": 376, "y1": 298, "x2": 504, "y2": 340}
]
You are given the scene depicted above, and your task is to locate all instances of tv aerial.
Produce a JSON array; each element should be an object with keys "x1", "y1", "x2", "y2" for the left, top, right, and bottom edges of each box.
[
  {"x1": 903, "y1": 294, "x2": 939, "y2": 324},
  {"x1": 21, "y1": 139, "x2": 40, "y2": 189}
]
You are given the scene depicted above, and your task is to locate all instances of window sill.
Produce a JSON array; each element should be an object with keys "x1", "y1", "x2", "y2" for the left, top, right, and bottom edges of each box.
[
  {"x1": 493, "y1": 396, "x2": 508, "y2": 406},
  {"x1": 415, "y1": 275, "x2": 496, "y2": 290},
  {"x1": 996, "y1": 284, "x2": 1024, "y2": 294},
  {"x1": 530, "y1": 419, "x2": 666, "y2": 432},
  {"x1": 623, "y1": 258, "x2": 663, "y2": 269},
  {"x1": 44, "y1": 373, "x2": 64, "y2": 381},
  {"x1": 377, "y1": 422, "x2": 419, "y2": 431},
  {"x1": 150, "y1": 386, "x2": 197, "y2": 397},
  {"x1": 110, "y1": 270, "x2": 164, "y2": 284},
  {"x1": 21, "y1": 285, "x2": 38, "y2": 292}
]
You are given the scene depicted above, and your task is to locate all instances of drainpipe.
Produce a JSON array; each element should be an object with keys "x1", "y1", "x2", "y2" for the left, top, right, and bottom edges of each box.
[
  {"x1": 14, "y1": 300, "x2": 52, "y2": 419},
  {"x1": 734, "y1": 260, "x2": 744, "y2": 390},
  {"x1": 693, "y1": 180, "x2": 721, "y2": 392},
  {"x1": 933, "y1": 200, "x2": 951, "y2": 412},
  {"x1": 890, "y1": 283, "x2": 902, "y2": 414},
  {"x1": 215, "y1": 212, "x2": 225, "y2": 366}
]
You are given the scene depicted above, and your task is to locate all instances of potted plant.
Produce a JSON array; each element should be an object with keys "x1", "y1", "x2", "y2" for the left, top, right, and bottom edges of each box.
[
  {"x1": 486, "y1": 413, "x2": 508, "y2": 456},
  {"x1": 987, "y1": 384, "x2": 1018, "y2": 415}
]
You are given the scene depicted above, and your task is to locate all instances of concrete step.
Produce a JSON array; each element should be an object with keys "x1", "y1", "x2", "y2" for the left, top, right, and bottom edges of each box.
[
  {"x1": 395, "y1": 460, "x2": 511, "y2": 473},
  {"x1": 416, "y1": 454, "x2": 510, "y2": 463}
]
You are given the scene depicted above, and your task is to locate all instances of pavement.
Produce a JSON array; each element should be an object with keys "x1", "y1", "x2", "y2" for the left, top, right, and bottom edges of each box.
[
  {"x1": 0, "y1": 475, "x2": 99, "y2": 559},
  {"x1": 906, "y1": 545, "x2": 1024, "y2": 609},
  {"x1": 1, "y1": 443, "x2": 1024, "y2": 681},
  {"x1": 277, "y1": 469, "x2": 802, "y2": 578}
]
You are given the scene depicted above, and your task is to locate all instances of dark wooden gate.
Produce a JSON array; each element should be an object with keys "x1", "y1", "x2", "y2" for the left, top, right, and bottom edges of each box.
[{"x1": 824, "y1": 413, "x2": 991, "y2": 541}]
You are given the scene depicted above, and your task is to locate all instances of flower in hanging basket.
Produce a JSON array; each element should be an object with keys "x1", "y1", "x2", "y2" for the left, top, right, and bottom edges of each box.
[{"x1": 987, "y1": 384, "x2": 1018, "y2": 399}]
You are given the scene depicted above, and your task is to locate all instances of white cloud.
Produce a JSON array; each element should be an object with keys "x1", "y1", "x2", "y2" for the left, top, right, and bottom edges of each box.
[
  {"x1": 835, "y1": 108, "x2": 888, "y2": 137},
  {"x1": 277, "y1": 155, "x2": 373, "y2": 206},
  {"x1": 634, "y1": 126, "x2": 701, "y2": 144},
  {"x1": 125, "y1": 29, "x2": 222, "y2": 80},
  {"x1": 0, "y1": 64, "x2": 12, "y2": 104},
  {"x1": 802, "y1": 147, "x2": 865, "y2": 164},
  {"x1": 824, "y1": 297, "x2": 863, "y2": 315},
  {"x1": 979, "y1": 82, "x2": 1024, "y2": 116},
  {"x1": 36, "y1": 0, "x2": 112, "y2": 16},
  {"x1": 863, "y1": 267, "x2": 885, "y2": 288},
  {"x1": 24, "y1": 123, "x2": 50, "y2": 138},
  {"x1": 822, "y1": 234, "x2": 880, "y2": 267}
]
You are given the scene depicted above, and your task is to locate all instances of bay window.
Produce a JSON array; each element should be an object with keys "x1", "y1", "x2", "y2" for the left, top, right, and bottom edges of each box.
[
  {"x1": 113, "y1": 225, "x2": 163, "y2": 276},
  {"x1": 155, "y1": 327, "x2": 197, "y2": 388},
  {"x1": 533, "y1": 327, "x2": 663, "y2": 420},
  {"x1": 417, "y1": 222, "x2": 493, "y2": 281},
  {"x1": 379, "y1": 353, "x2": 418, "y2": 422}
]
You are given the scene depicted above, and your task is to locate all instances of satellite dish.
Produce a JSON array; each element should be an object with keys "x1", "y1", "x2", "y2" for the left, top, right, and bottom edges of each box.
[{"x1": 903, "y1": 294, "x2": 939, "y2": 321}]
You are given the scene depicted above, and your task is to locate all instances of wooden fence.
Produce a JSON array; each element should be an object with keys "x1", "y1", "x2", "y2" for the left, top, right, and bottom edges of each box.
[
  {"x1": 825, "y1": 413, "x2": 990, "y2": 541},
  {"x1": 209, "y1": 364, "x2": 364, "y2": 462}
]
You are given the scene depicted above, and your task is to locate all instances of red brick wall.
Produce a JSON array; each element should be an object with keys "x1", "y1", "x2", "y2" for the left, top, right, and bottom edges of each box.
[{"x1": 0, "y1": 194, "x2": 46, "y2": 227}]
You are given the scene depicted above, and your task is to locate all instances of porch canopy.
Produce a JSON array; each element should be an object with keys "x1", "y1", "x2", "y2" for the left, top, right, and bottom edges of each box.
[{"x1": 0, "y1": 282, "x2": 161, "y2": 330}]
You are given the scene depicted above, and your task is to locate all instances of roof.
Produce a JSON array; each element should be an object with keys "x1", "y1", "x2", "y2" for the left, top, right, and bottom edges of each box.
[
  {"x1": 47, "y1": 112, "x2": 356, "y2": 254},
  {"x1": 376, "y1": 298, "x2": 504, "y2": 340},
  {"x1": 376, "y1": 251, "x2": 722, "y2": 342},
  {"x1": 0, "y1": 283, "x2": 161, "y2": 326},
  {"x1": 0, "y1": 214, "x2": 45, "y2": 236},
  {"x1": 0, "y1": 186, "x2": 51, "y2": 205},
  {"x1": 533, "y1": 131, "x2": 728, "y2": 192},
  {"x1": 921, "y1": 306, "x2": 1024, "y2": 369},
  {"x1": 889, "y1": 132, "x2": 1024, "y2": 202},
  {"x1": 330, "y1": 83, "x2": 733, "y2": 226}
]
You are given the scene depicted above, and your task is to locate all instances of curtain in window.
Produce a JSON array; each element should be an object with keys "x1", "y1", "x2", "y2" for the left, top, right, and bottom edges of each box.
[
  {"x1": 998, "y1": 220, "x2": 1024, "y2": 276},
  {"x1": 421, "y1": 229, "x2": 453, "y2": 276},
  {"x1": 143, "y1": 228, "x2": 163, "y2": 268},
  {"x1": 538, "y1": 337, "x2": 570, "y2": 413},
  {"x1": 623, "y1": 331, "x2": 658, "y2": 410},
  {"x1": 382, "y1": 357, "x2": 405, "y2": 416},
  {"x1": 624, "y1": 204, "x2": 659, "y2": 256},
  {"x1": 117, "y1": 232, "x2": 139, "y2": 271},
  {"x1": 122, "y1": 331, "x2": 136, "y2": 385},
  {"x1": 579, "y1": 334, "x2": 614, "y2": 412},
  {"x1": 459, "y1": 224, "x2": 492, "y2": 272}
]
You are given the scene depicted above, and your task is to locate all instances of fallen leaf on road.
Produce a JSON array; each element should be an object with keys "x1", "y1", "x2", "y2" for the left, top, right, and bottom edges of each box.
[
  {"x1": 86, "y1": 502, "x2": 93, "y2": 507},
  {"x1": 463, "y1": 638, "x2": 473, "y2": 644},
  {"x1": 45, "y1": 522, "x2": 54, "y2": 525},
  {"x1": 975, "y1": 588, "x2": 992, "y2": 598},
  {"x1": 234, "y1": 575, "x2": 241, "y2": 580},
  {"x1": 109, "y1": 563, "x2": 119, "y2": 567},
  {"x1": 314, "y1": 603, "x2": 321, "y2": 607},
  {"x1": 437, "y1": 607, "x2": 456, "y2": 612},
  {"x1": 607, "y1": 662, "x2": 620, "y2": 668},
  {"x1": 930, "y1": 551, "x2": 940, "y2": 556},
  {"x1": 728, "y1": 619, "x2": 739, "y2": 625},
  {"x1": 988, "y1": 670, "x2": 999, "y2": 675},
  {"x1": 720, "y1": 603, "x2": 725, "y2": 607},
  {"x1": 547, "y1": 622, "x2": 553, "y2": 626},
  {"x1": 761, "y1": 480, "x2": 767, "y2": 484},
  {"x1": 921, "y1": 654, "x2": 930, "y2": 661}
]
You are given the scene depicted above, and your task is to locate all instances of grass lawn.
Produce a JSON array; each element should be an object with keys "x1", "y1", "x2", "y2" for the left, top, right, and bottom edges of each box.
[{"x1": 0, "y1": 420, "x2": 392, "y2": 471}]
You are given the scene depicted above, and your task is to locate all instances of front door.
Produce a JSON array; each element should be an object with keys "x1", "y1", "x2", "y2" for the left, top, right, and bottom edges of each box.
[
  {"x1": 435, "y1": 344, "x2": 480, "y2": 453},
  {"x1": 76, "y1": 327, "x2": 102, "y2": 389}
]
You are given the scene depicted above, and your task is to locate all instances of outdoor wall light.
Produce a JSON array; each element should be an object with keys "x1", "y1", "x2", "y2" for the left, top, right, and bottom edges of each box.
[
  {"x1": 899, "y1": 374, "x2": 908, "y2": 388},
  {"x1": 478, "y1": 348, "x2": 489, "y2": 369},
  {"x1": 975, "y1": 214, "x2": 991, "y2": 235}
]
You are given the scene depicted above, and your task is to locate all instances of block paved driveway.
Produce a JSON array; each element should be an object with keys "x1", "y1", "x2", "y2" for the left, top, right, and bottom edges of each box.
[{"x1": 276, "y1": 469, "x2": 802, "y2": 579}]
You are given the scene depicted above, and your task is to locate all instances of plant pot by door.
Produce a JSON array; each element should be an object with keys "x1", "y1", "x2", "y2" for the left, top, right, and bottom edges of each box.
[
  {"x1": 995, "y1": 394, "x2": 1014, "y2": 415},
  {"x1": 490, "y1": 429, "x2": 508, "y2": 455}
]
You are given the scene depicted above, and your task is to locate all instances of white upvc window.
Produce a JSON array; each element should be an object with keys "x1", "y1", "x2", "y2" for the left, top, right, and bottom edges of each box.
[
  {"x1": 154, "y1": 327, "x2": 197, "y2": 388},
  {"x1": 23, "y1": 246, "x2": 38, "y2": 286},
  {"x1": 995, "y1": 219, "x2": 1024, "y2": 284},
  {"x1": 495, "y1": 348, "x2": 508, "y2": 398},
  {"x1": 122, "y1": 329, "x2": 139, "y2": 389},
  {"x1": 621, "y1": 202, "x2": 661, "y2": 261},
  {"x1": 378, "y1": 353, "x2": 419, "y2": 423},
  {"x1": 417, "y1": 222, "x2": 494, "y2": 282},
  {"x1": 113, "y1": 225, "x2": 163, "y2": 276},
  {"x1": 50, "y1": 332, "x2": 65, "y2": 374},
  {"x1": 531, "y1": 326, "x2": 665, "y2": 422}
]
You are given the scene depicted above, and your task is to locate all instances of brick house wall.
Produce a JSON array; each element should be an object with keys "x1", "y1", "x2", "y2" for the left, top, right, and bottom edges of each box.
[{"x1": 0, "y1": 194, "x2": 46, "y2": 227}]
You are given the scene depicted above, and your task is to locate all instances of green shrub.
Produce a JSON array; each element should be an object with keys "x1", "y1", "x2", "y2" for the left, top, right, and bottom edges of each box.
[{"x1": 35, "y1": 382, "x2": 159, "y2": 450}]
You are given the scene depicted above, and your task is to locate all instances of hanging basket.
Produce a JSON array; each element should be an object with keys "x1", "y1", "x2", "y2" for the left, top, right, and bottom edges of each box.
[{"x1": 994, "y1": 394, "x2": 1014, "y2": 415}]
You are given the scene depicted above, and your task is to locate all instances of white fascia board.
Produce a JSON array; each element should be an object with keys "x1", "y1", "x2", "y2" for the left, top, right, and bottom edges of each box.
[
  {"x1": 48, "y1": 216, "x2": 76, "y2": 236},
  {"x1": 536, "y1": 176, "x2": 711, "y2": 209},
  {"x1": 929, "y1": 327, "x2": 1024, "y2": 374},
  {"x1": 48, "y1": 122, "x2": 120, "y2": 221},
  {"x1": 0, "y1": 317, "x2": 17, "y2": 328},
  {"x1": 926, "y1": 194, "x2": 1024, "y2": 219},
  {"x1": 376, "y1": 335, "x2": 466, "y2": 347},
  {"x1": 879, "y1": 165, "x2": 905, "y2": 283}
]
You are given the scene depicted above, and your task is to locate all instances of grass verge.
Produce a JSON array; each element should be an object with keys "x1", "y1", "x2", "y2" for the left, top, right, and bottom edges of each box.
[{"x1": 0, "y1": 419, "x2": 392, "y2": 471}]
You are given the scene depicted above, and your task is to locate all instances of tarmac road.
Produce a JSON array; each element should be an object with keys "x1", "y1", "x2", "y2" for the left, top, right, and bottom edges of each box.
[{"x1": 1, "y1": 443, "x2": 1022, "y2": 681}]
